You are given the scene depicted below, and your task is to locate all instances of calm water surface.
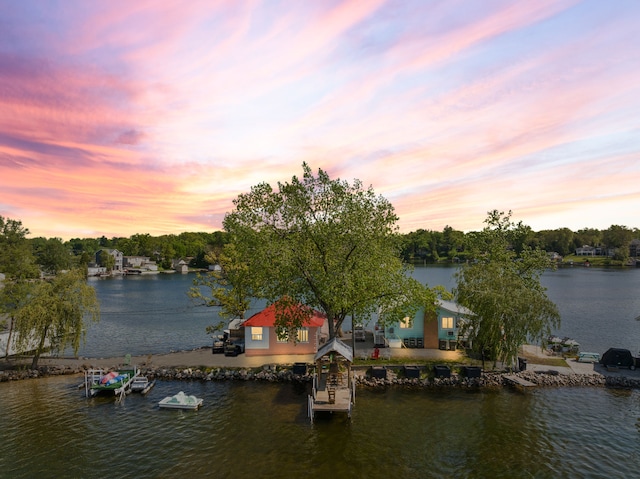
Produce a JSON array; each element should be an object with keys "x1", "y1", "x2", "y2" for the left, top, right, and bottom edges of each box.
[
  {"x1": 4, "y1": 266, "x2": 639, "y2": 478},
  {"x1": 1, "y1": 375, "x2": 639, "y2": 479},
  {"x1": 79, "y1": 265, "x2": 640, "y2": 358}
]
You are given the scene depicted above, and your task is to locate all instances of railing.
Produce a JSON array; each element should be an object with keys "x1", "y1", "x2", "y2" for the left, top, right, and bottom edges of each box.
[{"x1": 84, "y1": 369, "x2": 104, "y2": 397}]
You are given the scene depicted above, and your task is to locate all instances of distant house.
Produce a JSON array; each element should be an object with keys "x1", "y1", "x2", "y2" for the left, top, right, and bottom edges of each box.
[
  {"x1": 547, "y1": 252, "x2": 562, "y2": 262},
  {"x1": 630, "y1": 239, "x2": 640, "y2": 258},
  {"x1": 95, "y1": 249, "x2": 124, "y2": 273},
  {"x1": 382, "y1": 300, "x2": 473, "y2": 351},
  {"x1": 575, "y1": 245, "x2": 596, "y2": 256},
  {"x1": 243, "y1": 303, "x2": 328, "y2": 357},
  {"x1": 172, "y1": 259, "x2": 189, "y2": 273},
  {"x1": 86, "y1": 263, "x2": 107, "y2": 276},
  {"x1": 123, "y1": 256, "x2": 158, "y2": 273},
  {"x1": 124, "y1": 256, "x2": 148, "y2": 268}
]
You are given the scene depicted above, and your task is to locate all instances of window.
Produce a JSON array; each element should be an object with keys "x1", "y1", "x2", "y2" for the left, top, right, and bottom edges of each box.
[
  {"x1": 251, "y1": 327, "x2": 263, "y2": 341},
  {"x1": 399, "y1": 316, "x2": 412, "y2": 329},
  {"x1": 441, "y1": 317, "x2": 454, "y2": 329},
  {"x1": 277, "y1": 328, "x2": 309, "y2": 343},
  {"x1": 297, "y1": 327, "x2": 309, "y2": 343}
]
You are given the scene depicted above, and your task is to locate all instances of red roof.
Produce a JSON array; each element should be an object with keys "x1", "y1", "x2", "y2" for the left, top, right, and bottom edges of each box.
[{"x1": 243, "y1": 303, "x2": 326, "y2": 328}]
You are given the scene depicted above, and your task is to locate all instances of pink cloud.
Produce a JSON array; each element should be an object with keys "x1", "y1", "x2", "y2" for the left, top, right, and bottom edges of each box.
[{"x1": 1, "y1": 1, "x2": 639, "y2": 238}]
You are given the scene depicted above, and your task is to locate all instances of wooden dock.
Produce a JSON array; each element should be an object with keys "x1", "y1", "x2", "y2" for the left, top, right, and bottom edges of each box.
[
  {"x1": 308, "y1": 371, "x2": 355, "y2": 422},
  {"x1": 504, "y1": 374, "x2": 536, "y2": 388},
  {"x1": 309, "y1": 387, "x2": 353, "y2": 414},
  {"x1": 308, "y1": 337, "x2": 355, "y2": 423}
]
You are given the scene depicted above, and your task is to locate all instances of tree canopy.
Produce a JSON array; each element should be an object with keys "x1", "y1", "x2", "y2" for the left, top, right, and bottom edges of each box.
[
  {"x1": 1, "y1": 216, "x2": 100, "y2": 367},
  {"x1": 31, "y1": 237, "x2": 72, "y2": 274},
  {"x1": 454, "y1": 210, "x2": 561, "y2": 367},
  {"x1": 188, "y1": 243, "x2": 254, "y2": 335},
  {"x1": 222, "y1": 163, "x2": 436, "y2": 339},
  {"x1": 0, "y1": 216, "x2": 39, "y2": 280}
]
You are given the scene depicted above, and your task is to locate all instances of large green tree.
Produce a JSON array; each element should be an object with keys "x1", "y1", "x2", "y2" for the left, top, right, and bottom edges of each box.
[
  {"x1": 454, "y1": 210, "x2": 560, "y2": 368},
  {"x1": 603, "y1": 225, "x2": 634, "y2": 262},
  {"x1": 222, "y1": 163, "x2": 436, "y2": 339},
  {"x1": 188, "y1": 243, "x2": 254, "y2": 335},
  {"x1": 536, "y1": 228, "x2": 575, "y2": 256},
  {"x1": 0, "y1": 216, "x2": 39, "y2": 280},
  {"x1": 31, "y1": 237, "x2": 72, "y2": 274},
  {"x1": 14, "y1": 268, "x2": 100, "y2": 369}
]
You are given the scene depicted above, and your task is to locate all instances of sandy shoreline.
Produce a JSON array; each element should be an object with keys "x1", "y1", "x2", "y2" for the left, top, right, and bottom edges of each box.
[{"x1": 8, "y1": 348, "x2": 318, "y2": 371}]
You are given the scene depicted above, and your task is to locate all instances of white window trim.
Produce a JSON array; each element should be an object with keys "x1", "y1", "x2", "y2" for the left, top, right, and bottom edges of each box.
[
  {"x1": 251, "y1": 327, "x2": 263, "y2": 341},
  {"x1": 442, "y1": 317, "x2": 454, "y2": 329}
]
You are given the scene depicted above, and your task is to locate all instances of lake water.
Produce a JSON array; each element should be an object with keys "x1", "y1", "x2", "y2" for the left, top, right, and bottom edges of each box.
[
  {"x1": 1, "y1": 375, "x2": 639, "y2": 478},
  {"x1": 410, "y1": 264, "x2": 640, "y2": 354},
  {"x1": 3, "y1": 265, "x2": 640, "y2": 478},
  {"x1": 78, "y1": 265, "x2": 640, "y2": 357}
]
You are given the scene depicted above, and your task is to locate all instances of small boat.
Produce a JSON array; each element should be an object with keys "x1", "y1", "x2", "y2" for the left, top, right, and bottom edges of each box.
[
  {"x1": 85, "y1": 367, "x2": 140, "y2": 398},
  {"x1": 130, "y1": 376, "x2": 156, "y2": 394},
  {"x1": 158, "y1": 391, "x2": 203, "y2": 410}
]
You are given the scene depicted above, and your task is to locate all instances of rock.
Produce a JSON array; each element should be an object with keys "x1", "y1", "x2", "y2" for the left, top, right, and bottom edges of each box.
[{"x1": 3, "y1": 361, "x2": 638, "y2": 392}]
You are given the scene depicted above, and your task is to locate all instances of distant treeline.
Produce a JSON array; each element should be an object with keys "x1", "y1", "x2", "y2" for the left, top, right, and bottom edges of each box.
[
  {"x1": 400, "y1": 225, "x2": 639, "y2": 263},
  {"x1": 27, "y1": 224, "x2": 639, "y2": 273},
  {"x1": 29, "y1": 232, "x2": 227, "y2": 273}
]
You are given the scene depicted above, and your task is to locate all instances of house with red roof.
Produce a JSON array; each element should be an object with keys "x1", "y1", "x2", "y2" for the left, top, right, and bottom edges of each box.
[{"x1": 243, "y1": 302, "x2": 328, "y2": 357}]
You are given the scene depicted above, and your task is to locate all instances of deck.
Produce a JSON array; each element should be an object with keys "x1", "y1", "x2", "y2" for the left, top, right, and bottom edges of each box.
[{"x1": 308, "y1": 371, "x2": 355, "y2": 422}]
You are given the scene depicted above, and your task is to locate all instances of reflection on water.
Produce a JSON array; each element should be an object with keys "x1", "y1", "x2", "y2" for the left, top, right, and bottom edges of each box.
[{"x1": 1, "y1": 376, "x2": 639, "y2": 478}]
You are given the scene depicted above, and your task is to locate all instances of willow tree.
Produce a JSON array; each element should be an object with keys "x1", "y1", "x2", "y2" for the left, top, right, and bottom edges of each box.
[
  {"x1": 223, "y1": 163, "x2": 436, "y2": 339},
  {"x1": 454, "y1": 210, "x2": 560, "y2": 368},
  {"x1": 0, "y1": 216, "x2": 40, "y2": 358},
  {"x1": 14, "y1": 268, "x2": 100, "y2": 369}
]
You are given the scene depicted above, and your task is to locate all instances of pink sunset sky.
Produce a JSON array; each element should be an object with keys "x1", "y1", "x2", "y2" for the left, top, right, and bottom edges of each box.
[{"x1": 1, "y1": 0, "x2": 639, "y2": 240}]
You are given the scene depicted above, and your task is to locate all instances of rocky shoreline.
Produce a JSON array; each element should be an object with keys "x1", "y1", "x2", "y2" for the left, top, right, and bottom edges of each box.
[{"x1": 2, "y1": 364, "x2": 639, "y2": 390}]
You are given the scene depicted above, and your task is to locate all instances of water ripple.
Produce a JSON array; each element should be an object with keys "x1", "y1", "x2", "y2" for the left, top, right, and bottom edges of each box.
[{"x1": 1, "y1": 378, "x2": 639, "y2": 478}]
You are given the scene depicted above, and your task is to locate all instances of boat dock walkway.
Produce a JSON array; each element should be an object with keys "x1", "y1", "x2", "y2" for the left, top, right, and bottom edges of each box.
[
  {"x1": 504, "y1": 374, "x2": 536, "y2": 387},
  {"x1": 309, "y1": 388, "x2": 353, "y2": 414}
]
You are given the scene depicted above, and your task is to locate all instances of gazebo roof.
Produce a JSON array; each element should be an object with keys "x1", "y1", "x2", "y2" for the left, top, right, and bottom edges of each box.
[{"x1": 314, "y1": 337, "x2": 353, "y2": 362}]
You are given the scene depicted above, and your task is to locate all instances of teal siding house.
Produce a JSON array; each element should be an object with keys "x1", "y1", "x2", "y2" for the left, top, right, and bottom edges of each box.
[{"x1": 382, "y1": 300, "x2": 473, "y2": 350}]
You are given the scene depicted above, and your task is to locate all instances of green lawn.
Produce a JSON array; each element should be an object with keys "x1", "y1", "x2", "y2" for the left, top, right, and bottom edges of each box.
[{"x1": 561, "y1": 254, "x2": 626, "y2": 267}]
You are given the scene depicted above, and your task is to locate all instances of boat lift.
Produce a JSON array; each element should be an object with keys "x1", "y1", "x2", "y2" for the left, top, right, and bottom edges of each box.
[{"x1": 84, "y1": 366, "x2": 141, "y2": 400}]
